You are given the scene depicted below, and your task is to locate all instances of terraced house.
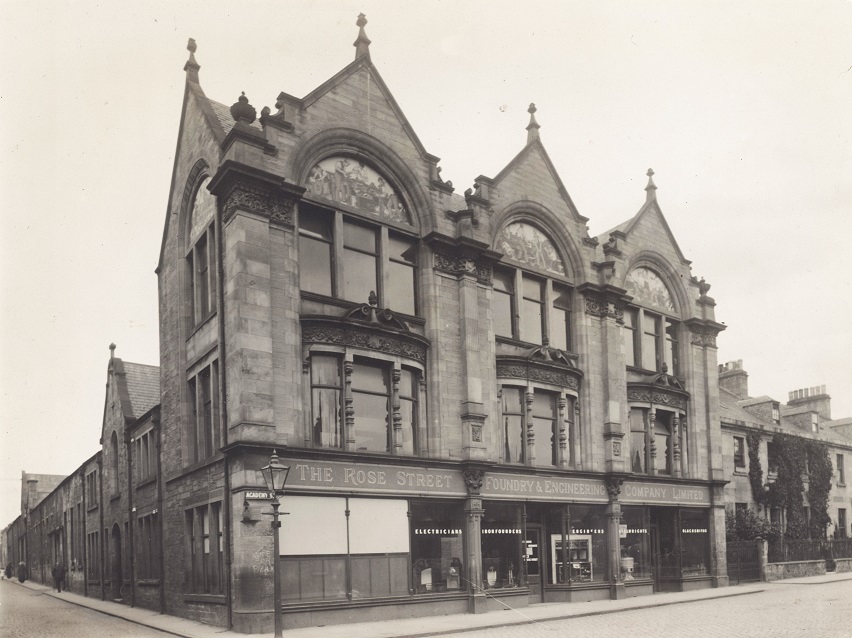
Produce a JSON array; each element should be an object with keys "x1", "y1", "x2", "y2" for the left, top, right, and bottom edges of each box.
[{"x1": 5, "y1": 15, "x2": 736, "y2": 633}]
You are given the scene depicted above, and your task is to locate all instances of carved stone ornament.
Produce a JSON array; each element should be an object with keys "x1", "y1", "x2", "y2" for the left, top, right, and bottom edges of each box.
[
  {"x1": 343, "y1": 294, "x2": 410, "y2": 331},
  {"x1": 496, "y1": 222, "x2": 566, "y2": 277},
  {"x1": 496, "y1": 357, "x2": 581, "y2": 390},
  {"x1": 625, "y1": 267, "x2": 675, "y2": 312},
  {"x1": 649, "y1": 363, "x2": 686, "y2": 390},
  {"x1": 605, "y1": 476, "x2": 623, "y2": 501},
  {"x1": 471, "y1": 424, "x2": 483, "y2": 443},
  {"x1": 220, "y1": 180, "x2": 295, "y2": 226},
  {"x1": 463, "y1": 468, "x2": 485, "y2": 496},
  {"x1": 612, "y1": 440, "x2": 622, "y2": 457},
  {"x1": 689, "y1": 325, "x2": 718, "y2": 348},
  {"x1": 626, "y1": 384, "x2": 689, "y2": 411},
  {"x1": 301, "y1": 319, "x2": 429, "y2": 363},
  {"x1": 432, "y1": 244, "x2": 493, "y2": 285},
  {"x1": 583, "y1": 292, "x2": 624, "y2": 324}
]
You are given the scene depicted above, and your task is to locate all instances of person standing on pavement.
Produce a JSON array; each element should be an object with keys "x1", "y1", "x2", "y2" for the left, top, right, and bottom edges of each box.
[
  {"x1": 52, "y1": 562, "x2": 66, "y2": 592},
  {"x1": 17, "y1": 561, "x2": 27, "y2": 583}
]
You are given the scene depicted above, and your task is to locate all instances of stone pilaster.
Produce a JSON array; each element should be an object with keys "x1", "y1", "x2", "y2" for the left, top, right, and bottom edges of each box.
[
  {"x1": 709, "y1": 483, "x2": 730, "y2": 587},
  {"x1": 605, "y1": 476, "x2": 626, "y2": 599},
  {"x1": 462, "y1": 465, "x2": 487, "y2": 613}
]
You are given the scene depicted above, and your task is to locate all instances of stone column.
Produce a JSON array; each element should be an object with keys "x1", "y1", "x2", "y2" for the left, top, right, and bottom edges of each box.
[
  {"x1": 605, "y1": 477, "x2": 626, "y2": 599},
  {"x1": 672, "y1": 413, "x2": 682, "y2": 478},
  {"x1": 648, "y1": 408, "x2": 657, "y2": 476},
  {"x1": 525, "y1": 391, "x2": 535, "y2": 466},
  {"x1": 462, "y1": 466, "x2": 487, "y2": 613},
  {"x1": 709, "y1": 483, "x2": 729, "y2": 587}
]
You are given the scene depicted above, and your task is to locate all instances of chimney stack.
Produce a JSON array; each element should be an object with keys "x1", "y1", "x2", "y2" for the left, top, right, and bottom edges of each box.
[
  {"x1": 718, "y1": 359, "x2": 749, "y2": 400},
  {"x1": 787, "y1": 385, "x2": 831, "y2": 421}
]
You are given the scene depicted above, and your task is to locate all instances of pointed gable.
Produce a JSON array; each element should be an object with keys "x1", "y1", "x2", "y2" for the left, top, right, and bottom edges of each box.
[
  {"x1": 604, "y1": 198, "x2": 691, "y2": 267},
  {"x1": 491, "y1": 140, "x2": 586, "y2": 224}
]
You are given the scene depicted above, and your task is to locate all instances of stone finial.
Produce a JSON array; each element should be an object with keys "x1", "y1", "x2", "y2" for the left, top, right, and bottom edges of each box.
[
  {"x1": 368, "y1": 291, "x2": 378, "y2": 307},
  {"x1": 109, "y1": 343, "x2": 116, "y2": 360},
  {"x1": 184, "y1": 38, "x2": 200, "y2": 83},
  {"x1": 354, "y1": 13, "x2": 371, "y2": 60},
  {"x1": 230, "y1": 92, "x2": 257, "y2": 124},
  {"x1": 526, "y1": 103, "x2": 540, "y2": 143},
  {"x1": 645, "y1": 168, "x2": 657, "y2": 202}
]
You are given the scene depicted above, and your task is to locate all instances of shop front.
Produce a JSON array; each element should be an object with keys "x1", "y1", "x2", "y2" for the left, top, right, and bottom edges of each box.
[{"x1": 236, "y1": 454, "x2": 717, "y2": 630}]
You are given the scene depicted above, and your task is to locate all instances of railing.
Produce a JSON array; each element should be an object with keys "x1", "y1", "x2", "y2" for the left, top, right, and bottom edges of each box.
[{"x1": 768, "y1": 538, "x2": 852, "y2": 563}]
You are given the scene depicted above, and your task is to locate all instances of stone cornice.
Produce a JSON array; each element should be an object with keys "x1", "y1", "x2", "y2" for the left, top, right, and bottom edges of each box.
[
  {"x1": 626, "y1": 382, "x2": 690, "y2": 411},
  {"x1": 208, "y1": 160, "x2": 305, "y2": 227}
]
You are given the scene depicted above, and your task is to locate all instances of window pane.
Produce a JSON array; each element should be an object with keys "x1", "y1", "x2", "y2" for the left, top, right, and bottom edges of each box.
[
  {"x1": 522, "y1": 275, "x2": 543, "y2": 301},
  {"x1": 520, "y1": 298, "x2": 543, "y2": 344},
  {"x1": 299, "y1": 207, "x2": 333, "y2": 240},
  {"x1": 399, "y1": 369, "x2": 416, "y2": 455},
  {"x1": 280, "y1": 496, "x2": 348, "y2": 555},
  {"x1": 343, "y1": 250, "x2": 378, "y2": 304},
  {"x1": 502, "y1": 388, "x2": 524, "y2": 464},
  {"x1": 551, "y1": 308, "x2": 569, "y2": 351},
  {"x1": 352, "y1": 361, "x2": 388, "y2": 393},
  {"x1": 312, "y1": 388, "x2": 342, "y2": 448},
  {"x1": 642, "y1": 313, "x2": 660, "y2": 371},
  {"x1": 533, "y1": 392, "x2": 556, "y2": 419},
  {"x1": 387, "y1": 261, "x2": 416, "y2": 315},
  {"x1": 680, "y1": 509, "x2": 710, "y2": 576},
  {"x1": 654, "y1": 415, "x2": 671, "y2": 475},
  {"x1": 353, "y1": 393, "x2": 389, "y2": 452},
  {"x1": 299, "y1": 236, "x2": 333, "y2": 296},
  {"x1": 388, "y1": 234, "x2": 416, "y2": 264},
  {"x1": 348, "y1": 499, "x2": 409, "y2": 553},
  {"x1": 532, "y1": 417, "x2": 556, "y2": 466},
  {"x1": 481, "y1": 502, "x2": 524, "y2": 588},
  {"x1": 411, "y1": 502, "x2": 465, "y2": 593},
  {"x1": 493, "y1": 290, "x2": 513, "y2": 338},
  {"x1": 630, "y1": 410, "x2": 646, "y2": 473},
  {"x1": 311, "y1": 355, "x2": 341, "y2": 386},
  {"x1": 665, "y1": 319, "x2": 678, "y2": 374},
  {"x1": 343, "y1": 220, "x2": 376, "y2": 253}
]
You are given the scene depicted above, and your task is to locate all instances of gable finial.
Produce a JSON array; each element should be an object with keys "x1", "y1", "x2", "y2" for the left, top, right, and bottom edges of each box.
[
  {"x1": 354, "y1": 13, "x2": 371, "y2": 60},
  {"x1": 109, "y1": 343, "x2": 116, "y2": 361},
  {"x1": 230, "y1": 92, "x2": 257, "y2": 124},
  {"x1": 645, "y1": 168, "x2": 657, "y2": 202},
  {"x1": 526, "y1": 103, "x2": 540, "y2": 143},
  {"x1": 184, "y1": 38, "x2": 200, "y2": 83}
]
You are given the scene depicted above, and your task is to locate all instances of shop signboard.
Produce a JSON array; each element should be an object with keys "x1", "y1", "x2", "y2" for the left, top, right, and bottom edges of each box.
[
  {"x1": 282, "y1": 459, "x2": 467, "y2": 497},
  {"x1": 620, "y1": 481, "x2": 711, "y2": 506},
  {"x1": 480, "y1": 473, "x2": 608, "y2": 502}
]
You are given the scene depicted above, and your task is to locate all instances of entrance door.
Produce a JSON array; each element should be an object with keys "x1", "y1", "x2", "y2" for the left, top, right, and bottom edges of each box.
[
  {"x1": 111, "y1": 524, "x2": 123, "y2": 601},
  {"x1": 524, "y1": 526, "x2": 543, "y2": 602}
]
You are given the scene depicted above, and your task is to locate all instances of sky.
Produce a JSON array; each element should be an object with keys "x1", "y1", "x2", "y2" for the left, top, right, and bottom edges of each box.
[{"x1": 1, "y1": 0, "x2": 850, "y2": 526}]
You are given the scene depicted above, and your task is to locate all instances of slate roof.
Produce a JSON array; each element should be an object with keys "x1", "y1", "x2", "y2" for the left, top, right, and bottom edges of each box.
[
  {"x1": 738, "y1": 395, "x2": 775, "y2": 407},
  {"x1": 719, "y1": 387, "x2": 772, "y2": 427},
  {"x1": 122, "y1": 362, "x2": 160, "y2": 419}
]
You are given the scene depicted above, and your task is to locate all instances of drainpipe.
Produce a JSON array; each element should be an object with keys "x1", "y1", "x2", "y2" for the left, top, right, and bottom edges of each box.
[
  {"x1": 98, "y1": 456, "x2": 105, "y2": 601},
  {"x1": 126, "y1": 430, "x2": 136, "y2": 607},
  {"x1": 154, "y1": 410, "x2": 165, "y2": 613}
]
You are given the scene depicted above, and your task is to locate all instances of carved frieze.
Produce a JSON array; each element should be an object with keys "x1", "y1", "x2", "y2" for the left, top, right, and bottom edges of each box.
[
  {"x1": 496, "y1": 360, "x2": 580, "y2": 389},
  {"x1": 583, "y1": 292, "x2": 625, "y2": 324},
  {"x1": 219, "y1": 180, "x2": 296, "y2": 226},
  {"x1": 626, "y1": 385, "x2": 689, "y2": 411},
  {"x1": 301, "y1": 323, "x2": 428, "y2": 363},
  {"x1": 689, "y1": 326, "x2": 718, "y2": 348}
]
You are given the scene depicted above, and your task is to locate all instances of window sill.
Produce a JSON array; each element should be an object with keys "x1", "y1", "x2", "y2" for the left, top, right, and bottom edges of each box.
[
  {"x1": 733, "y1": 468, "x2": 748, "y2": 476},
  {"x1": 137, "y1": 579, "x2": 160, "y2": 587},
  {"x1": 110, "y1": 494, "x2": 121, "y2": 503},
  {"x1": 838, "y1": 483, "x2": 847, "y2": 488},
  {"x1": 136, "y1": 476, "x2": 157, "y2": 490},
  {"x1": 184, "y1": 593, "x2": 226, "y2": 605},
  {"x1": 186, "y1": 310, "x2": 217, "y2": 341},
  {"x1": 87, "y1": 505, "x2": 99, "y2": 513}
]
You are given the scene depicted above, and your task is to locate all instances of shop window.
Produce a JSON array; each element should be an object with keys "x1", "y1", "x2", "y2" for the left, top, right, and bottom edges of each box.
[
  {"x1": 185, "y1": 502, "x2": 224, "y2": 595},
  {"x1": 186, "y1": 177, "x2": 217, "y2": 327},
  {"x1": 481, "y1": 502, "x2": 524, "y2": 590},
  {"x1": 680, "y1": 509, "x2": 710, "y2": 576},
  {"x1": 309, "y1": 354, "x2": 421, "y2": 455},
  {"x1": 187, "y1": 361, "x2": 220, "y2": 464},
  {"x1": 410, "y1": 501, "x2": 465, "y2": 593},
  {"x1": 298, "y1": 201, "x2": 418, "y2": 316},
  {"x1": 620, "y1": 507, "x2": 651, "y2": 580},
  {"x1": 544, "y1": 505, "x2": 609, "y2": 584},
  {"x1": 281, "y1": 496, "x2": 409, "y2": 602},
  {"x1": 733, "y1": 436, "x2": 745, "y2": 469}
]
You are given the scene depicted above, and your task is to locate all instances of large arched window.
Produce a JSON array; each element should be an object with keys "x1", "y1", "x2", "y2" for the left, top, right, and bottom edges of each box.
[
  {"x1": 299, "y1": 156, "x2": 418, "y2": 316},
  {"x1": 623, "y1": 267, "x2": 679, "y2": 374},
  {"x1": 492, "y1": 222, "x2": 572, "y2": 350},
  {"x1": 186, "y1": 177, "x2": 217, "y2": 327}
]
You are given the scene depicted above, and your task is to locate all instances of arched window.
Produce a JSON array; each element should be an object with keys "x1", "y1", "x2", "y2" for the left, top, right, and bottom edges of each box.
[
  {"x1": 623, "y1": 267, "x2": 679, "y2": 374},
  {"x1": 109, "y1": 432, "x2": 119, "y2": 496},
  {"x1": 493, "y1": 222, "x2": 572, "y2": 350},
  {"x1": 299, "y1": 156, "x2": 418, "y2": 316},
  {"x1": 186, "y1": 177, "x2": 217, "y2": 326}
]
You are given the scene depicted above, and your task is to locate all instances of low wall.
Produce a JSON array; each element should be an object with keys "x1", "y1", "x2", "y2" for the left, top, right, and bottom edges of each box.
[
  {"x1": 835, "y1": 558, "x2": 852, "y2": 573},
  {"x1": 764, "y1": 560, "x2": 825, "y2": 581}
]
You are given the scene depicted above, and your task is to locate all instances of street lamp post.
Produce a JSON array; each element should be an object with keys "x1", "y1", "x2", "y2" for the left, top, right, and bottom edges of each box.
[{"x1": 261, "y1": 450, "x2": 290, "y2": 638}]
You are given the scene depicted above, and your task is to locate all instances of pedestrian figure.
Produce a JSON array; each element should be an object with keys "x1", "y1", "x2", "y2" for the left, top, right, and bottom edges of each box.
[
  {"x1": 52, "y1": 562, "x2": 66, "y2": 592},
  {"x1": 17, "y1": 561, "x2": 27, "y2": 583}
]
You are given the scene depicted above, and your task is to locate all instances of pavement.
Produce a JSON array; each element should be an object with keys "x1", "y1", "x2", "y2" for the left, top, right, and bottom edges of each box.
[{"x1": 6, "y1": 572, "x2": 852, "y2": 638}]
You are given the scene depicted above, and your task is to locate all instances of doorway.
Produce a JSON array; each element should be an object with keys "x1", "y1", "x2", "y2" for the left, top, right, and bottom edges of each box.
[
  {"x1": 110, "y1": 524, "x2": 123, "y2": 601},
  {"x1": 524, "y1": 525, "x2": 543, "y2": 602}
]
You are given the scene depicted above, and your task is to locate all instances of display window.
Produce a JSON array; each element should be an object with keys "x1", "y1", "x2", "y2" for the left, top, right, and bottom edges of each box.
[
  {"x1": 410, "y1": 501, "x2": 464, "y2": 593},
  {"x1": 620, "y1": 506, "x2": 651, "y2": 580},
  {"x1": 565, "y1": 505, "x2": 607, "y2": 583},
  {"x1": 481, "y1": 501, "x2": 524, "y2": 589},
  {"x1": 679, "y1": 508, "x2": 710, "y2": 576}
]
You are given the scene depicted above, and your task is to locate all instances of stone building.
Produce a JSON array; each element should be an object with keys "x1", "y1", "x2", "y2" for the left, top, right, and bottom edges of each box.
[
  {"x1": 5, "y1": 15, "x2": 732, "y2": 633},
  {"x1": 719, "y1": 360, "x2": 852, "y2": 538},
  {"x1": 152, "y1": 16, "x2": 728, "y2": 632}
]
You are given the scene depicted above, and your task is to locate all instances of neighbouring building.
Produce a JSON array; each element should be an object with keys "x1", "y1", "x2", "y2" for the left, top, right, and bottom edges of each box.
[
  {"x1": 720, "y1": 360, "x2": 852, "y2": 538},
  {"x1": 5, "y1": 15, "x2": 735, "y2": 633}
]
